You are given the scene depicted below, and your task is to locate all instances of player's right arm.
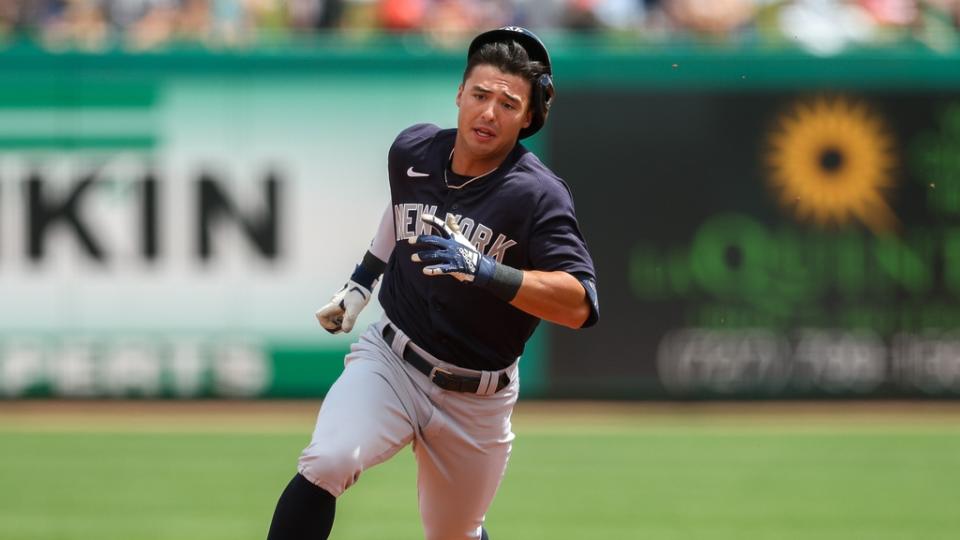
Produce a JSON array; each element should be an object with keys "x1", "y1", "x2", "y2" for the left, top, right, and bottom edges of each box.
[{"x1": 315, "y1": 204, "x2": 394, "y2": 333}]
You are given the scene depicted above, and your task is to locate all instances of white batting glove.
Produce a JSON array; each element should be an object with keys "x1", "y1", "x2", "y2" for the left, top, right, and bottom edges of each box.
[{"x1": 315, "y1": 279, "x2": 375, "y2": 334}]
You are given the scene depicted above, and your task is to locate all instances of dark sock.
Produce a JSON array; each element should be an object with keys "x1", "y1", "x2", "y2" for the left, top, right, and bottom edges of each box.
[
  {"x1": 266, "y1": 473, "x2": 336, "y2": 539},
  {"x1": 481, "y1": 527, "x2": 490, "y2": 540}
]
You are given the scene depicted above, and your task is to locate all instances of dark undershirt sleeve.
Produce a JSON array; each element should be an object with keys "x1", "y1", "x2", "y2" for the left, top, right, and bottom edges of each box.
[{"x1": 577, "y1": 275, "x2": 599, "y2": 328}]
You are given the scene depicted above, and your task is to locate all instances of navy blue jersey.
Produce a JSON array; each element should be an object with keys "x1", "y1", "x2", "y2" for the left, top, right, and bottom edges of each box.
[{"x1": 379, "y1": 124, "x2": 596, "y2": 371}]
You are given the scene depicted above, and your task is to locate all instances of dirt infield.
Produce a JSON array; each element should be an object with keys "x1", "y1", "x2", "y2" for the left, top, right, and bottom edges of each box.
[{"x1": 2, "y1": 400, "x2": 959, "y2": 433}]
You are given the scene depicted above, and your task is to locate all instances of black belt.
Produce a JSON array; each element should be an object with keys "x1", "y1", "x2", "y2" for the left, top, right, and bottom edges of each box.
[{"x1": 382, "y1": 324, "x2": 510, "y2": 394}]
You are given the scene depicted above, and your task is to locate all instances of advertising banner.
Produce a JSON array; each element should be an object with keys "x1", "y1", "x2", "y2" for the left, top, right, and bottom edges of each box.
[
  {"x1": 551, "y1": 90, "x2": 960, "y2": 398},
  {"x1": 0, "y1": 62, "x2": 485, "y2": 398}
]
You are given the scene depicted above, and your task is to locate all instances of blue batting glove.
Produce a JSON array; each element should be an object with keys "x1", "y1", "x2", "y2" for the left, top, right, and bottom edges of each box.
[{"x1": 408, "y1": 214, "x2": 497, "y2": 286}]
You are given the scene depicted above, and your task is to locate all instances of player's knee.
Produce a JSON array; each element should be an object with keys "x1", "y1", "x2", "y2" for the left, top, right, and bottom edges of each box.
[{"x1": 296, "y1": 444, "x2": 362, "y2": 497}]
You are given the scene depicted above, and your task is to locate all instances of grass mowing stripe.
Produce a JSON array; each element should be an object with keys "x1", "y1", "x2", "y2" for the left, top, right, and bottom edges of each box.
[
  {"x1": 493, "y1": 432, "x2": 960, "y2": 540},
  {"x1": 1, "y1": 425, "x2": 958, "y2": 540}
]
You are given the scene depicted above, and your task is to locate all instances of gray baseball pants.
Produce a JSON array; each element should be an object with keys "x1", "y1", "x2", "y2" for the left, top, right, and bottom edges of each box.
[{"x1": 297, "y1": 317, "x2": 519, "y2": 540}]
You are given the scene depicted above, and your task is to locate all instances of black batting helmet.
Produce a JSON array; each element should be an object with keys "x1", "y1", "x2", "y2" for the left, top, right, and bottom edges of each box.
[{"x1": 467, "y1": 26, "x2": 555, "y2": 140}]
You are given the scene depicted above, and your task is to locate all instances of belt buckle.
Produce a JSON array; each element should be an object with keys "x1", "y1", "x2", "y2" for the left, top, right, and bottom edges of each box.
[{"x1": 429, "y1": 366, "x2": 454, "y2": 388}]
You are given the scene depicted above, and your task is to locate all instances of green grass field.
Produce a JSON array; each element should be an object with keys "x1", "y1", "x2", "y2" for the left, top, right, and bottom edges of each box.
[{"x1": 1, "y1": 402, "x2": 959, "y2": 540}]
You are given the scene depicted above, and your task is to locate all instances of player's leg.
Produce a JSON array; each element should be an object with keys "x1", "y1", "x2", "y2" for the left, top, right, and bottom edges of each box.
[
  {"x1": 414, "y1": 374, "x2": 519, "y2": 540},
  {"x1": 414, "y1": 426, "x2": 512, "y2": 540},
  {"x1": 267, "y1": 473, "x2": 336, "y2": 539},
  {"x1": 267, "y1": 324, "x2": 419, "y2": 539}
]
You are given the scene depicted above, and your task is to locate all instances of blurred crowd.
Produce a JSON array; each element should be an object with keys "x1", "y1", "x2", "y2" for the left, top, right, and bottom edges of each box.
[{"x1": 1, "y1": 0, "x2": 959, "y2": 53}]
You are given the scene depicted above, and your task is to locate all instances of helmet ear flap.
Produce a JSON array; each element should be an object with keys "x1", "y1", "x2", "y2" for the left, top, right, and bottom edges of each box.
[
  {"x1": 538, "y1": 73, "x2": 555, "y2": 113},
  {"x1": 520, "y1": 73, "x2": 555, "y2": 139}
]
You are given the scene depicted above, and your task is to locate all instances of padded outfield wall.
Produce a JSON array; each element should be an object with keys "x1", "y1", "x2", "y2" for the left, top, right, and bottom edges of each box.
[{"x1": 1, "y1": 39, "x2": 960, "y2": 399}]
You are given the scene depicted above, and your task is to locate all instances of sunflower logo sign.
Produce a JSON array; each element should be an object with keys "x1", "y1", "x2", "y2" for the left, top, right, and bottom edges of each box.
[{"x1": 765, "y1": 96, "x2": 899, "y2": 234}]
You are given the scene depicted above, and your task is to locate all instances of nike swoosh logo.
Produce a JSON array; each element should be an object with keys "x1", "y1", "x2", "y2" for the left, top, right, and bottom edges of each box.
[{"x1": 407, "y1": 167, "x2": 430, "y2": 178}]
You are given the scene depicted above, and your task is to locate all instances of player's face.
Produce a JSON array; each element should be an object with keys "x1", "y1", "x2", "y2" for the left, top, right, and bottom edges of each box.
[{"x1": 454, "y1": 64, "x2": 533, "y2": 173}]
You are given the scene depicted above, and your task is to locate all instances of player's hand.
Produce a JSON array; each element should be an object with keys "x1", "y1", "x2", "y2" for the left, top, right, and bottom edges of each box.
[
  {"x1": 408, "y1": 214, "x2": 496, "y2": 284},
  {"x1": 315, "y1": 279, "x2": 375, "y2": 334}
]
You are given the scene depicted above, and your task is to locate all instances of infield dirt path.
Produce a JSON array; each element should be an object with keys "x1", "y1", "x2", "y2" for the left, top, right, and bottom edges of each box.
[{"x1": 2, "y1": 400, "x2": 959, "y2": 433}]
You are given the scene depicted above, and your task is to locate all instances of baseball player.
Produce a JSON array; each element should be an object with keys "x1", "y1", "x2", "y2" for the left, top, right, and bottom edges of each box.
[{"x1": 266, "y1": 26, "x2": 599, "y2": 540}]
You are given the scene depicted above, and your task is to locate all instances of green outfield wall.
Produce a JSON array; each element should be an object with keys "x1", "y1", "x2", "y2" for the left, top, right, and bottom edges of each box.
[{"x1": 1, "y1": 40, "x2": 959, "y2": 398}]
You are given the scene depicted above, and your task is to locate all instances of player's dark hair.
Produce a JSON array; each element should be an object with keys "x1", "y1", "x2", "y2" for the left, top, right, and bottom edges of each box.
[{"x1": 462, "y1": 41, "x2": 547, "y2": 96}]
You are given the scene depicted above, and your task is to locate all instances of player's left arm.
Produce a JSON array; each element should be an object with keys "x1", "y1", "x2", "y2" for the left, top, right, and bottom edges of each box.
[
  {"x1": 509, "y1": 270, "x2": 594, "y2": 329},
  {"x1": 410, "y1": 214, "x2": 599, "y2": 329}
]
